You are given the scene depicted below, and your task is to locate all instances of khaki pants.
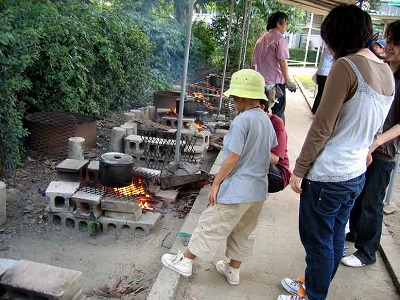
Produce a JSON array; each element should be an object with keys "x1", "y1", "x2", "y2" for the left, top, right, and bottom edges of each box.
[{"x1": 187, "y1": 201, "x2": 265, "y2": 261}]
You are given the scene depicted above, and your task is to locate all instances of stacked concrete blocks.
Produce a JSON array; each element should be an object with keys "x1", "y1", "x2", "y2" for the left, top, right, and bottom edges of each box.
[
  {"x1": 101, "y1": 195, "x2": 143, "y2": 221},
  {"x1": 99, "y1": 211, "x2": 161, "y2": 234}
]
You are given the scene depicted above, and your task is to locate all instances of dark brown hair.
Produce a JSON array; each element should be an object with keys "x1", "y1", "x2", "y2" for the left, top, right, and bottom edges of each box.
[
  {"x1": 321, "y1": 4, "x2": 372, "y2": 59},
  {"x1": 267, "y1": 12, "x2": 288, "y2": 31},
  {"x1": 386, "y1": 20, "x2": 400, "y2": 46}
]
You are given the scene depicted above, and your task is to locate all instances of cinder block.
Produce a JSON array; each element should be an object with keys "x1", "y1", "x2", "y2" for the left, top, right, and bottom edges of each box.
[
  {"x1": 121, "y1": 122, "x2": 138, "y2": 136},
  {"x1": 101, "y1": 196, "x2": 140, "y2": 213},
  {"x1": 155, "y1": 189, "x2": 178, "y2": 204},
  {"x1": 125, "y1": 212, "x2": 161, "y2": 234},
  {"x1": 56, "y1": 159, "x2": 89, "y2": 184},
  {"x1": 0, "y1": 260, "x2": 82, "y2": 300},
  {"x1": 87, "y1": 160, "x2": 99, "y2": 180},
  {"x1": 71, "y1": 191, "x2": 103, "y2": 219},
  {"x1": 195, "y1": 130, "x2": 211, "y2": 150},
  {"x1": 104, "y1": 209, "x2": 142, "y2": 221},
  {"x1": 45, "y1": 181, "x2": 81, "y2": 213},
  {"x1": 98, "y1": 216, "x2": 125, "y2": 233},
  {"x1": 49, "y1": 212, "x2": 77, "y2": 230},
  {"x1": 124, "y1": 135, "x2": 145, "y2": 156}
]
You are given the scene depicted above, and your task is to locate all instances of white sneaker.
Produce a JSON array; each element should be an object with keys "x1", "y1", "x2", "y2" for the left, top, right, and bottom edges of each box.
[
  {"x1": 161, "y1": 251, "x2": 193, "y2": 277},
  {"x1": 341, "y1": 254, "x2": 365, "y2": 267},
  {"x1": 215, "y1": 260, "x2": 240, "y2": 285},
  {"x1": 280, "y1": 278, "x2": 305, "y2": 295},
  {"x1": 277, "y1": 294, "x2": 307, "y2": 300}
]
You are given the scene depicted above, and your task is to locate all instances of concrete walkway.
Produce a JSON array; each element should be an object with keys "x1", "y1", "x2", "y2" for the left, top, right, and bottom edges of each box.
[{"x1": 148, "y1": 83, "x2": 400, "y2": 300}]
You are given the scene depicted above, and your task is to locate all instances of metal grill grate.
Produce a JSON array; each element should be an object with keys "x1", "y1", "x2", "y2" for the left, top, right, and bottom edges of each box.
[{"x1": 138, "y1": 128, "x2": 197, "y2": 170}]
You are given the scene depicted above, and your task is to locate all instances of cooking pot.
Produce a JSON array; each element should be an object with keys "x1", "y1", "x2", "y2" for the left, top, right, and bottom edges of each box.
[
  {"x1": 176, "y1": 98, "x2": 198, "y2": 115},
  {"x1": 99, "y1": 152, "x2": 134, "y2": 187}
]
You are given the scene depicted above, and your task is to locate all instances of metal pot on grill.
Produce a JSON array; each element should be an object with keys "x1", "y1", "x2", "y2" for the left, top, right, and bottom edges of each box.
[{"x1": 99, "y1": 152, "x2": 134, "y2": 187}]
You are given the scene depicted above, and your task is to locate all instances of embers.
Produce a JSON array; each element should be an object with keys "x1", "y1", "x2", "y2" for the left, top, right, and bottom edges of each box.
[{"x1": 85, "y1": 177, "x2": 154, "y2": 211}]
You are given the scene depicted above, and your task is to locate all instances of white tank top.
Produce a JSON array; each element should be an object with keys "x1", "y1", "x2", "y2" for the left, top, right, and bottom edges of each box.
[{"x1": 306, "y1": 57, "x2": 394, "y2": 182}]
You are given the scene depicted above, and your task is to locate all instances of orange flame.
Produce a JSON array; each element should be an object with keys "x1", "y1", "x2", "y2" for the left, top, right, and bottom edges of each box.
[
  {"x1": 106, "y1": 178, "x2": 153, "y2": 210},
  {"x1": 193, "y1": 92, "x2": 204, "y2": 99},
  {"x1": 172, "y1": 108, "x2": 178, "y2": 116},
  {"x1": 194, "y1": 121, "x2": 207, "y2": 131},
  {"x1": 138, "y1": 197, "x2": 154, "y2": 210}
]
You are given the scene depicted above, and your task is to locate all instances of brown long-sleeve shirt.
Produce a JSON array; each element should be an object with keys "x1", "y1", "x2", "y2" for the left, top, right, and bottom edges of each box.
[{"x1": 294, "y1": 54, "x2": 394, "y2": 178}]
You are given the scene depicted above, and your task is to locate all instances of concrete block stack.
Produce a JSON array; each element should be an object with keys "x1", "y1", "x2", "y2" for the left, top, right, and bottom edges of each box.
[{"x1": 46, "y1": 159, "x2": 161, "y2": 235}]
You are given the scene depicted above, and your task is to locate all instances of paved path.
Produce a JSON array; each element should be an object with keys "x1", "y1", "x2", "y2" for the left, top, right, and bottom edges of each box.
[{"x1": 148, "y1": 78, "x2": 400, "y2": 300}]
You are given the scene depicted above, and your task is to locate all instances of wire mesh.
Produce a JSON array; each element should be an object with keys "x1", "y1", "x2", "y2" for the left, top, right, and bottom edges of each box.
[{"x1": 138, "y1": 127, "x2": 197, "y2": 170}]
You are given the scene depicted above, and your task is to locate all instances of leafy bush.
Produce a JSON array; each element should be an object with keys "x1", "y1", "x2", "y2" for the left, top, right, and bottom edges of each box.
[
  {"x1": 0, "y1": 0, "x2": 153, "y2": 174},
  {"x1": 191, "y1": 20, "x2": 216, "y2": 69},
  {"x1": 289, "y1": 48, "x2": 318, "y2": 63},
  {"x1": 126, "y1": 10, "x2": 186, "y2": 90}
]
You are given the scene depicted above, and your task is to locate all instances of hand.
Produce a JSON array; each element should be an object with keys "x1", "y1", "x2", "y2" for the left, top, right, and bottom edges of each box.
[
  {"x1": 366, "y1": 152, "x2": 373, "y2": 167},
  {"x1": 286, "y1": 80, "x2": 296, "y2": 93},
  {"x1": 208, "y1": 184, "x2": 220, "y2": 206},
  {"x1": 290, "y1": 174, "x2": 303, "y2": 194}
]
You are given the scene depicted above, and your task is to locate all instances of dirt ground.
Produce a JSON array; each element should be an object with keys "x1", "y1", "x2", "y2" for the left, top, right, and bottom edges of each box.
[
  {"x1": 0, "y1": 111, "x2": 218, "y2": 299},
  {"x1": 1, "y1": 102, "x2": 400, "y2": 299}
]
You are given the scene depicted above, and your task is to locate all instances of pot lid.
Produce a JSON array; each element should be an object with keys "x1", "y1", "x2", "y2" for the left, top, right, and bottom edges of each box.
[{"x1": 100, "y1": 152, "x2": 133, "y2": 165}]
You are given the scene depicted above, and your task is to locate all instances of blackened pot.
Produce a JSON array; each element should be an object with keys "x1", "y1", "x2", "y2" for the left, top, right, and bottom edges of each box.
[{"x1": 99, "y1": 152, "x2": 134, "y2": 187}]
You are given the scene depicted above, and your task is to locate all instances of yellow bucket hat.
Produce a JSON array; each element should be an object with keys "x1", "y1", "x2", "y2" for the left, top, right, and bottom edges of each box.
[{"x1": 224, "y1": 69, "x2": 267, "y2": 100}]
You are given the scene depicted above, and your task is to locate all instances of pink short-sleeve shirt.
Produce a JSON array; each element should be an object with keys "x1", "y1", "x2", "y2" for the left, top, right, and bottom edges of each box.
[{"x1": 252, "y1": 29, "x2": 289, "y2": 85}]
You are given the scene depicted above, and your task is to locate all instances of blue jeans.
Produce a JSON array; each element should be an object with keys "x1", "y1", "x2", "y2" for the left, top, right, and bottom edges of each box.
[
  {"x1": 299, "y1": 175, "x2": 365, "y2": 300},
  {"x1": 348, "y1": 159, "x2": 395, "y2": 264}
]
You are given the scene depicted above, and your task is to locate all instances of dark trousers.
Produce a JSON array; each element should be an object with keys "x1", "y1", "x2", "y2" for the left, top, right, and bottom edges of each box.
[
  {"x1": 299, "y1": 175, "x2": 365, "y2": 300},
  {"x1": 311, "y1": 75, "x2": 327, "y2": 114},
  {"x1": 271, "y1": 84, "x2": 286, "y2": 124},
  {"x1": 348, "y1": 158, "x2": 395, "y2": 264},
  {"x1": 268, "y1": 165, "x2": 284, "y2": 193}
]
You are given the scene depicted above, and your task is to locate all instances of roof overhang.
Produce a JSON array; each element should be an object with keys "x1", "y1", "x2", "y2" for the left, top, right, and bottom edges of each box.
[{"x1": 274, "y1": 0, "x2": 354, "y2": 15}]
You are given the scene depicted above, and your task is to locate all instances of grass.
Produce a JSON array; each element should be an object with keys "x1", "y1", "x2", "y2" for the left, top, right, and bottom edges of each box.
[{"x1": 295, "y1": 74, "x2": 316, "y2": 91}]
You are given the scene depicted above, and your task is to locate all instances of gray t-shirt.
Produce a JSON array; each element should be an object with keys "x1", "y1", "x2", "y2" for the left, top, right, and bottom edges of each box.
[{"x1": 218, "y1": 108, "x2": 277, "y2": 204}]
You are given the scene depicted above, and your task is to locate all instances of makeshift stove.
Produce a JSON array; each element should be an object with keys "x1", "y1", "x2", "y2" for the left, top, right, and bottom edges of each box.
[{"x1": 45, "y1": 159, "x2": 167, "y2": 235}]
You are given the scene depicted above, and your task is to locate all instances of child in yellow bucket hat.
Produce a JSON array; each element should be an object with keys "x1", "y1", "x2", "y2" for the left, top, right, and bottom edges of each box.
[{"x1": 161, "y1": 69, "x2": 277, "y2": 285}]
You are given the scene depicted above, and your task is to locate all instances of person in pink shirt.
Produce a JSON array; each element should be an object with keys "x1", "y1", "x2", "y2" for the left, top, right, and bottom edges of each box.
[{"x1": 252, "y1": 11, "x2": 296, "y2": 124}]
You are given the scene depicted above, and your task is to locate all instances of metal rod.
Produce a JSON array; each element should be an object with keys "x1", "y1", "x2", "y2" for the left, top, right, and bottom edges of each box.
[
  {"x1": 218, "y1": 0, "x2": 235, "y2": 113},
  {"x1": 175, "y1": 0, "x2": 195, "y2": 162},
  {"x1": 384, "y1": 154, "x2": 400, "y2": 204},
  {"x1": 242, "y1": 1, "x2": 252, "y2": 69},
  {"x1": 303, "y1": 13, "x2": 313, "y2": 67},
  {"x1": 238, "y1": 0, "x2": 248, "y2": 69}
]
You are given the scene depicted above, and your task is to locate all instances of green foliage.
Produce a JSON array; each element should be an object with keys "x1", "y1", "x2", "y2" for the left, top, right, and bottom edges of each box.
[
  {"x1": 88, "y1": 219, "x2": 101, "y2": 236},
  {"x1": 0, "y1": 0, "x2": 152, "y2": 174},
  {"x1": 191, "y1": 20, "x2": 216, "y2": 69},
  {"x1": 289, "y1": 48, "x2": 318, "y2": 63},
  {"x1": 209, "y1": 0, "x2": 307, "y2": 72},
  {"x1": 126, "y1": 10, "x2": 186, "y2": 89}
]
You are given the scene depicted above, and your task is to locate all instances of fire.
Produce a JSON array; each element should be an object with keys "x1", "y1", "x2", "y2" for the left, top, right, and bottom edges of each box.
[
  {"x1": 172, "y1": 108, "x2": 178, "y2": 116},
  {"x1": 138, "y1": 197, "x2": 154, "y2": 210},
  {"x1": 193, "y1": 92, "x2": 204, "y2": 99},
  {"x1": 105, "y1": 178, "x2": 154, "y2": 210},
  {"x1": 194, "y1": 121, "x2": 207, "y2": 131}
]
